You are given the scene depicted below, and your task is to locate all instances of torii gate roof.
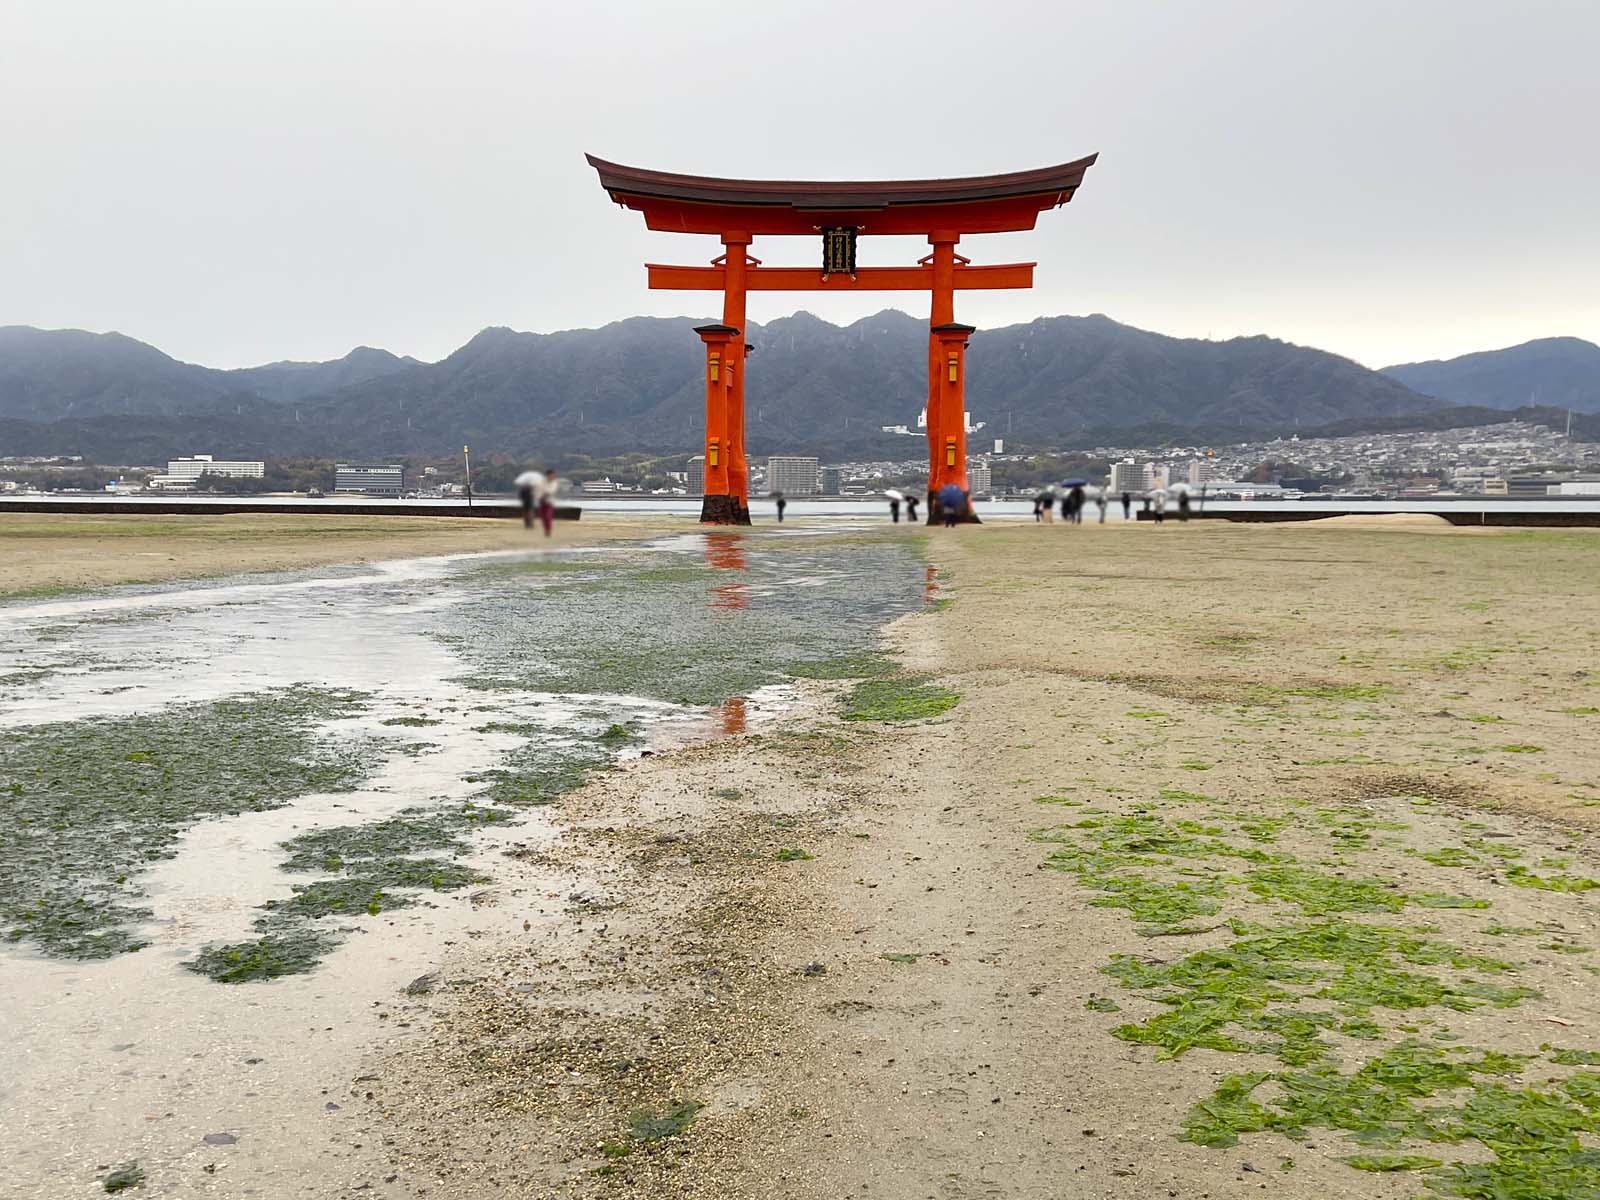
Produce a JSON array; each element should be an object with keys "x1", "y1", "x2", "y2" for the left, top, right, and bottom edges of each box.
[{"x1": 586, "y1": 153, "x2": 1097, "y2": 236}]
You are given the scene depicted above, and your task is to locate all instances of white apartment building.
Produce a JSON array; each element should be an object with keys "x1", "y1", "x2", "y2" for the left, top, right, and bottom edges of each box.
[
  {"x1": 686, "y1": 456, "x2": 705, "y2": 497},
  {"x1": 1187, "y1": 458, "x2": 1216, "y2": 487},
  {"x1": 148, "y1": 454, "x2": 264, "y2": 490},
  {"x1": 967, "y1": 462, "x2": 993, "y2": 497},
  {"x1": 1110, "y1": 459, "x2": 1155, "y2": 495},
  {"x1": 766, "y1": 456, "x2": 821, "y2": 496}
]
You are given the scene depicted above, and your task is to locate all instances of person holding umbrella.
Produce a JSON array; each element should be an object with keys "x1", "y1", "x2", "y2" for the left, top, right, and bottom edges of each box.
[
  {"x1": 906, "y1": 492, "x2": 920, "y2": 523},
  {"x1": 1059, "y1": 478, "x2": 1088, "y2": 524},
  {"x1": 1169, "y1": 481, "x2": 1194, "y2": 522},
  {"x1": 771, "y1": 490, "x2": 787, "y2": 522},
  {"x1": 937, "y1": 482, "x2": 966, "y2": 528},
  {"x1": 884, "y1": 487, "x2": 904, "y2": 523}
]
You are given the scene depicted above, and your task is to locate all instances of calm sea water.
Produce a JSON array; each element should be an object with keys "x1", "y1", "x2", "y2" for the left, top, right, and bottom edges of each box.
[{"x1": 5, "y1": 495, "x2": 1600, "y2": 520}]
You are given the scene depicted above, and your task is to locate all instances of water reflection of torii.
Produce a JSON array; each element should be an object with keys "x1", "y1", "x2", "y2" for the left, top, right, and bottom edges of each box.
[{"x1": 703, "y1": 531, "x2": 749, "y2": 733}]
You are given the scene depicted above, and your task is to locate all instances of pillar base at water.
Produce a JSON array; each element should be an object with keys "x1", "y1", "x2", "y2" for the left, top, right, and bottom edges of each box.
[{"x1": 700, "y1": 495, "x2": 751, "y2": 525}]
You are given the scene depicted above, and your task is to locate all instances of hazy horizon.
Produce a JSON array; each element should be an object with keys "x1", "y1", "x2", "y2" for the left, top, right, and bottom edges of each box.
[{"x1": 3, "y1": 0, "x2": 1596, "y2": 371}]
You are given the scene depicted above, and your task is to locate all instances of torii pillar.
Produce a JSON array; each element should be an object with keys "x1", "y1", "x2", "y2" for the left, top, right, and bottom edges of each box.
[
  {"x1": 930, "y1": 321, "x2": 978, "y2": 522},
  {"x1": 693, "y1": 322, "x2": 740, "y2": 523}
]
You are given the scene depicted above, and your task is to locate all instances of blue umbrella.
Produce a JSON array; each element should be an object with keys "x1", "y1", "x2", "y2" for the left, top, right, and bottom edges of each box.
[
  {"x1": 938, "y1": 483, "x2": 964, "y2": 509},
  {"x1": 1059, "y1": 478, "x2": 1088, "y2": 487}
]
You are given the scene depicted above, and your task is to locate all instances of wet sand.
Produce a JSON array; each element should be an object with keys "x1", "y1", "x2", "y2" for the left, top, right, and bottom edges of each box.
[
  {"x1": 9, "y1": 517, "x2": 1600, "y2": 1197},
  {"x1": 0, "y1": 511, "x2": 670, "y2": 597},
  {"x1": 370, "y1": 519, "x2": 1600, "y2": 1198}
]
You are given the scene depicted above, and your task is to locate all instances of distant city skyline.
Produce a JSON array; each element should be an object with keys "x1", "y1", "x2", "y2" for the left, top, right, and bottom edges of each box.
[{"x1": 3, "y1": 1, "x2": 1596, "y2": 371}]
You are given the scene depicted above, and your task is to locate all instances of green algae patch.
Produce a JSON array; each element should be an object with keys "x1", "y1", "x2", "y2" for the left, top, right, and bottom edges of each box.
[
  {"x1": 1086, "y1": 996, "x2": 1122, "y2": 1012},
  {"x1": 466, "y1": 739, "x2": 614, "y2": 807},
  {"x1": 842, "y1": 675, "x2": 959, "y2": 722},
  {"x1": 186, "y1": 930, "x2": 340, "y2": 983},
  {"x1": 102, "y1": 1162, "x2": 145, "y2": 1192},
  {"x1": 1186, "y1": 1056, "x2": 1600, "y2": 1199},
  {"x1": 773, "y1": 847, "x2": 814, "y2": 862},
  {"x1": 628, "y1": 1099, "x2": 703, "y2": 1142},
  {"x1": 1, "y1": 689, "x2": 375, "y2": 959},
  {"x1": 1504, "y1": 867, "x2": 1600, "y2": 892},
  {"x1": 187, "y1": 801, "x2": 500, "y2": 982},
  {"x1": 880, "y1": 952, "x2": 921, "y2": 964},
  {"x1": 280, "y1": 803, "x2": 508, "y2": 872},
  {"x1": 787, "y1": 651, "x2": 899, "y2": 680},
  {"x1": 1244, "y1": 866, "x2": 1406, "y2": 916},
  {"x1": 1418, "y1": 847, "x2": 1476, "y2": 867},
  {"x1": 1548, "y1": 1048, "x2": 1600, "y2": 1065},
  {"x1": 1343, "y1": 1153, "x2": 1443, "y2": 1172}
]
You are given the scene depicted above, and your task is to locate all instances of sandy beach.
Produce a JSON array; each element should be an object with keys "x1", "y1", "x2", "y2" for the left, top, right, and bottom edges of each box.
[
  {"x1": 368, "y1": 518, "x2": 1600, "y2": 1198},
  {"x1": 6, "y1": 515, "x2": 1600, "y2": 1198}
]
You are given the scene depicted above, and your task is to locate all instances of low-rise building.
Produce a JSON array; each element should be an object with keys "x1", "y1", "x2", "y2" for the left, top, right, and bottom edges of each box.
[{"x1": 334, "y1": 463, "x2": 405, "y2": 496}]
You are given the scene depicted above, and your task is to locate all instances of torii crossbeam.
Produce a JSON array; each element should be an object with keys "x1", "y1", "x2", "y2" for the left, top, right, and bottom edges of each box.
[{"x1": 588, "y1": 153, "x2": 1097, "y2": 524}]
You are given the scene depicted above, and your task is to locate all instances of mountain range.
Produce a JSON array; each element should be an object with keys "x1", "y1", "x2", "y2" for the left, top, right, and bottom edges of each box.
[
  {"x1": 1381, "y1": 337, "x2": 1600, "y2": 414},
  {"x1": 0, "y1": 314, "x2": 1594, "y2": 463}
]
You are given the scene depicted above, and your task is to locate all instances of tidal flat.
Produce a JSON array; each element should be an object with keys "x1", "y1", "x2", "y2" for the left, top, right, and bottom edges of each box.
[
  {"x1": 361, "y1": 519, "x2": 1600, "y2": 1200},
  {"x1": 0, "y1": 519, "x2": 931, "y2": 1197}
]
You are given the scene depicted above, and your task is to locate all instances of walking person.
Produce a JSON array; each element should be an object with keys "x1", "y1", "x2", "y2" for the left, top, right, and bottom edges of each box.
[
  {"x1": 1094, "y1": 486, "x2": 1109, "y2": 524},
  {"x1": 1153, "y1": 488, "x2": 1168, "y2": 525},
  {"x1": 514, "y1": 467, "x2": 543, "y2": 530},
  {"x1": 773, "y1": 490, "x2": 787, "y2": 523},
  {"x1": 1121, "y1": 491, "x2": 1132, "y2": 521},
  {"x1": 1178, "y1": 490, "x2": 1192, "y2": 522},
  {"x1": 885, "y1": 488, "x2": 903, "y2": 524},
  {"x1": 1070, "y1": 484, "x2": 1086, "y2": 524},
  {"x1": 536, "y1": 468, "x2": 558, "y2": 536},
  {"x1": 1036, "y1": 484, "x2": 1055, "y2": 524},
  {"x1": 905, "y1": 494, "x2": 920, "y2": 523}
]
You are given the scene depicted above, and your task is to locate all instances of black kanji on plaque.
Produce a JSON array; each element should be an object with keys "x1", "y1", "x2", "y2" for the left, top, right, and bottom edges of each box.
[{"x1": 821, "y1": 226, "x2": 857, "y2": 277}]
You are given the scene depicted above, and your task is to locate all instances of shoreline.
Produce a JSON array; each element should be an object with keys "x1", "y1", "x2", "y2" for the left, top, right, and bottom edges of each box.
[{"x1": 0, "y1": 511, "x2": 677, "y2": 599}]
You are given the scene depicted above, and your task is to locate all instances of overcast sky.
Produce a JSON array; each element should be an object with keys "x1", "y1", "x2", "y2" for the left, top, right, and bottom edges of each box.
[{"x1": 2, "y1": 0, "x2": 1596, "y2": 370}]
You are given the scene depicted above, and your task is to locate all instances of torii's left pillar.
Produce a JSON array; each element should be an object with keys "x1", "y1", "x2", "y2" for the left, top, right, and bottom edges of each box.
[{"x1": 694, "y1": 322, "x2": 742, "y2": 523}]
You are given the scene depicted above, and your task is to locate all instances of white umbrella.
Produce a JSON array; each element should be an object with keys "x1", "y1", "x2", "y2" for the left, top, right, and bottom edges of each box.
[
  {"x1": 884, "y1": 488, "x2": 905, "y2": 502},
  {"x1": 1167, "y1": 481, "x2": 1194, "y2": 496}
]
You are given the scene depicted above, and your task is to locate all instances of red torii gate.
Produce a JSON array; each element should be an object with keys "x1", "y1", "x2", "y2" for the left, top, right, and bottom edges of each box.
[{"x1": 588, "y1": 154, "x2": 1097, "y2": 523}]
